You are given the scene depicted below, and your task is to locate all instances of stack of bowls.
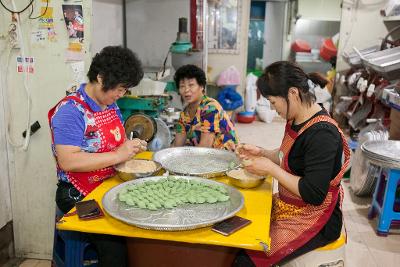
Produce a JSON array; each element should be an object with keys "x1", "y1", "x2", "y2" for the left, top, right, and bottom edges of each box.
[{"x1": 361, "y1": 140, "x2": 400, "y2": 169}]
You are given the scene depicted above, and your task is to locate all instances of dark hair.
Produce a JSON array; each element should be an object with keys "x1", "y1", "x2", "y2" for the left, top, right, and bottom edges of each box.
[
  {"x1": 174, "y1": 64, "x2": 207, "y2": 89},
  {"x1": 329, "y1": 56, "x2": 337, "y2": 68},
  {"x1": 87, "y1": 46, "x2": 143, "y2": 92},
  {"x1": 256, "y1": 61, "x2": 328, "y2": 106}
]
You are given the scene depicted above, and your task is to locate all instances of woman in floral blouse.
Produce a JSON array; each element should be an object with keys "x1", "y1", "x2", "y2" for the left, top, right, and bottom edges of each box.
[{"x1": 173, "y1": 64, "x2": 238, "y2": 151}]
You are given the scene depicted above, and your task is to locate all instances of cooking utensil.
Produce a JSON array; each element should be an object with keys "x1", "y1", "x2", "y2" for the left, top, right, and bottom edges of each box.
[
  {"x1": 226, "y1": 169, "x2": 265, "y2": 189},
  {"x1": 361, "y1": 46, "x2": 400, "y2": 79},
  {"x1": 147, "y1": 118, "x2": 172, "y2": 152},
  {"x1": 124, "y1": 114, "x2": 157, "y2": 142},
  {"x1": 350, "y1": 129, "x2": 388, "y2": 196},
  {"x1": 343, "y1": 45, "x2": 379, "y2": 67},
  {"x1": 153, "y1": 147, "x2": 240, "y2": 178},
  {"x1": 102, "y1": 175, "x2": 244, "y2": 231},
  {"x1": 114, "y1": 159, "x2": 163, "y2": 181},
  {"x1": 361, "y1": 140, "x2": 400, "y2": 169}
]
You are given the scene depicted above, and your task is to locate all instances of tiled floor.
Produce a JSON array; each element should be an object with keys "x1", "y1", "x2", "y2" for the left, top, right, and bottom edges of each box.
[{"x1": 8, "y1": 119, "x2": 400, "y2": 266}]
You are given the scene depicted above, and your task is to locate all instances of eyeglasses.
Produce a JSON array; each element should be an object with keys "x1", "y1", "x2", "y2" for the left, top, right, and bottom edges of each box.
[{"x1": 179, "y1": 82, "x2": 201, "y2": 92}]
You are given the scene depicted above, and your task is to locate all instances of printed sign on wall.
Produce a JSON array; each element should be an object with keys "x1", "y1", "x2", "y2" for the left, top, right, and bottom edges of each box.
[
  {"x1": 16, "y1": 57, "x2": 35, "y2": 74},
  {"x1": 38, "y1": 6, "x2": 57, "y2": 42},
  {"x1": 62, "y1": 4, "x2": 84, "y2": 43}
]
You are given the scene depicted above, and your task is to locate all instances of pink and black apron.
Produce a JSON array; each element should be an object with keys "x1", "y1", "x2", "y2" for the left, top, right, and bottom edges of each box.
[
  {"x1": 248, "y1": 115, "x2": 350, "y2": 266},
  {"x1": 48, "y1": 94, "x2": 125, "y2": 196}
]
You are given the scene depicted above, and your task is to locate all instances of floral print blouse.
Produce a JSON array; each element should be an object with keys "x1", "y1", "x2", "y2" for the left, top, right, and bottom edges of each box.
[{"x1": 176, "y1": 96, "x2": 238, "y2": 151}]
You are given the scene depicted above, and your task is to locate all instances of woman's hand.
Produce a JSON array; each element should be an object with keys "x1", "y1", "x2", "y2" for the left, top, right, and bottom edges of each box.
[
  {"x1": 243, "y1": 157, "x2": 275, "y2": 176},
  {"x1": 131, "y1": 138, "x2": 147, "y2": 151},
  {"x1": 235, "y1": 143, "x2": 263, "y2": 159},
  {"x1": 116, "y1": 138, "x2": 147, "y2": 162}
]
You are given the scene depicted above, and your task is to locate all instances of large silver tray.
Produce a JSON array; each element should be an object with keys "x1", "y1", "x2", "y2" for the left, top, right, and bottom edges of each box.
[
  {"x1": 102, "y1": 175, "x2": 244, "y2": 231},
  {"x1": 361, "y1": 46, "x2": 400, "y2": 77},
  {"x1": 152, "y1": 147, "x2": 240, "y2": 178},
  {"x1": 343, "y1": 45, "x2": 380, "y2": 67},
  {"x1": 361, "y1": 140, "x2": 400, "y2": 169}
]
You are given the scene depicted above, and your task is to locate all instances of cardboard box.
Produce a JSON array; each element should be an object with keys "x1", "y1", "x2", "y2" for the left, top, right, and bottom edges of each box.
[{"x1": 390, "y1": 108, "x2": 400, "y2": 140}]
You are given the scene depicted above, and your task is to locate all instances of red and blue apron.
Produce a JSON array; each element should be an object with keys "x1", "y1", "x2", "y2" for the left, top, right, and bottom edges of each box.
[
  {"x1": 48, "y1": 94, "x2": 125, "y2": 196},
  {"x1": 248, "y1": 115, "x2": 350, "y2": 266}
]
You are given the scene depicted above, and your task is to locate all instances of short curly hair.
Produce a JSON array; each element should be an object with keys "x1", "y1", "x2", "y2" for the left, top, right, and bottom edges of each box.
[
  {"x1": 174, "y1": 64, "x2": 206, "y2": 89},
  {"x1": 87, "y1": 46, "x2": 143, "y2": 92}
]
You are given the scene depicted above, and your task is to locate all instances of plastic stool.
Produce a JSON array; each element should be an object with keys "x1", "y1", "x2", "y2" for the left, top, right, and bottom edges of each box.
[
  {"x1": 368, "y1": 167, "x2": 400, "y2": 236},
  {"x1": 52, "y1": 209, "x2": 98, "y2": 267},
  {"x1": 281, "y1": 233, "x2": 346, "y2": 267}
]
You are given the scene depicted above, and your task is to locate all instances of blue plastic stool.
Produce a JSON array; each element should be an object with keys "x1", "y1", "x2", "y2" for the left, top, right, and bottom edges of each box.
[
  {"x1": 368, "y1": 167, "x2": 400, "y2": 236},
  {"x1": 52, "y1": 209, "x2": 98, "y2": 267}
]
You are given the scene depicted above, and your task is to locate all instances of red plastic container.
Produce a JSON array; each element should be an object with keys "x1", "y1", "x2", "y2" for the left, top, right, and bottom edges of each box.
[
  {"x1": 291, "y1": 40, "x2": 311, "y2": 53},
  {"x1": 237, "y1": 112, "x2": 256, "y2": 123},
  {"x1": 320, "y1": 38, "x2": 337, "y2": 61}
]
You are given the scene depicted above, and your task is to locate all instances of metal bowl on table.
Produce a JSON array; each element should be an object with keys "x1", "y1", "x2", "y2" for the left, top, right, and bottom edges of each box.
[
  {"x1": 153, "y1": 147, "x2": 240, "y2": 178},
  {"x1": 114, "y1": 159, "x2": 162, "y2": 181},
  {"x1": 226, "y1": 169, "x2": 265, "y2": 189}
]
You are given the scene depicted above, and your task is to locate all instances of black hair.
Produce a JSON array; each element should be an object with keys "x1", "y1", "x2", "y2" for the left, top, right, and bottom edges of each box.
[
  {"x1": 329, "y1": 56, "x2": 337, "y2": 69},
  {"x1": 174, "y1": 64, "x2": 207, "y2": 89},
  {"x1": 87, "y1": 46, "x2": 143, "y2": 92},
  {"x1": 256, "y1": 61, "x2": 328, "y2": 107}
]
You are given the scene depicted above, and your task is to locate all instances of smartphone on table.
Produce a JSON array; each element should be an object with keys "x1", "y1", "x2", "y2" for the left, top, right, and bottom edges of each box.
[
  {"x1": 75, "y1": 199, "x2": 104, "y2": 220},
  {"x1": 212, "y1": 216, "x2": 251, "y2": 236}
]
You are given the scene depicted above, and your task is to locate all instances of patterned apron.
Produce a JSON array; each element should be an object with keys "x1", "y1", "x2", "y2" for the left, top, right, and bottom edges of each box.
[
  {"x1": 248, "y1": 115, "x2": 350, "y2": 266},
  {"x1": 48, "y1": 95, "x2": 125, "y2": 196}
]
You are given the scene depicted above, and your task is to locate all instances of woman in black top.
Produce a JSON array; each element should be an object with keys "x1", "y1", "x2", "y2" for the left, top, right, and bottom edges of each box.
[{"x1": 234, "y1": 61, "x2": 349, "y2": 266}]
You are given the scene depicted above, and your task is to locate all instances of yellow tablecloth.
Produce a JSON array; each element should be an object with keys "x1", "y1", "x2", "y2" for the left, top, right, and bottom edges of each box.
[{"x1": 57, "y1": 152, "x2": 273, "y2": 251}]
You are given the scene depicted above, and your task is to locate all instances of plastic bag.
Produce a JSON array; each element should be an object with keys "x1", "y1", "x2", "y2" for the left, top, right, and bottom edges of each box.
[
  {"x1": 256, "y1": 96, "x2": 277, "y2": 123},
  {"x1": 217, "y1": 66, "x2": 241, "y2": 86},
  {"x1": 245, "y1": 73, "x2": 258, "y2": 112},
  {"x1": 217, "y1": 86, "x2": 243, "y2": 110},
  {"x1": 131, "y1": 78, "x2": 166, "y2": 96},
  {"x1": 314, "y1": 86, "x2": 332, "y2": 112}
]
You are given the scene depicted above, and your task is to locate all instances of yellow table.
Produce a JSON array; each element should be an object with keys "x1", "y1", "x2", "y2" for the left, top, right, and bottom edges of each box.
[{"x1": 57, "y1": 152, "x2": 273, "y2": 252}]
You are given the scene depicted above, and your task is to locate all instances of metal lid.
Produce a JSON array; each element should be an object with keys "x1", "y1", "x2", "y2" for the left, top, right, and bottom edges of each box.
[{"x1": 124, "y1": 114, "x2": 156, "y2": 142}]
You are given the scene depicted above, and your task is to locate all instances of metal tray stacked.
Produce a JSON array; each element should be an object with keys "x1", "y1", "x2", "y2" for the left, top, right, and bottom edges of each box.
[
  {"x1": 102, "y1": 175, "x2": 244, "y2": 231},
  {"x1": 350, "y1": 130, "x2": 388, "y2": 196},
  {"x1": 361, "y1": 46, "x2": 400, "y2": 78},
  {"x1": 343, "y1": 45, "x2": 380, "y2": 67},
  {"x1": 361, "y1": 140, "x2": 400, "y2": 169},
  {"x1": 152, "y1": 147, "x2": 240, "y2": 178}
]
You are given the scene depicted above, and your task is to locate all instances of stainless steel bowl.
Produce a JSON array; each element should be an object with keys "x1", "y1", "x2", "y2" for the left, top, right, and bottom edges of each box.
[
  {"x1": 226, "y1": 169, "x2": 265, "y2": 189},
  {"x1": 114, "y1": 159, "x2": 162, "y2": 181}
]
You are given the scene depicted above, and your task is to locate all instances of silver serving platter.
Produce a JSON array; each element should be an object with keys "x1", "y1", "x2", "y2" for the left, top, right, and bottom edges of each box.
[
  {"x1": 343, "y1": 45, "x2": 380, "y2": 67},
  {"x1": 361, "y1": 140, "x2": 400, "y2": 169},
  {"x1": 361, "y1": 46, "x2": 400, "y2": 76},
  {"x1": 152, "y1": 147, "x2": 240, "y2": 178},
  {"x1": 102, "y1": 175, "x2": 244, "y2": 231}
]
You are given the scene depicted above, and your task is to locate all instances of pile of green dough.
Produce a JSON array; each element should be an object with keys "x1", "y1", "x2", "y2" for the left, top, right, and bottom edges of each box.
[{"x1": 118, "y1": 177, "x2": 230, "y2": 210}]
